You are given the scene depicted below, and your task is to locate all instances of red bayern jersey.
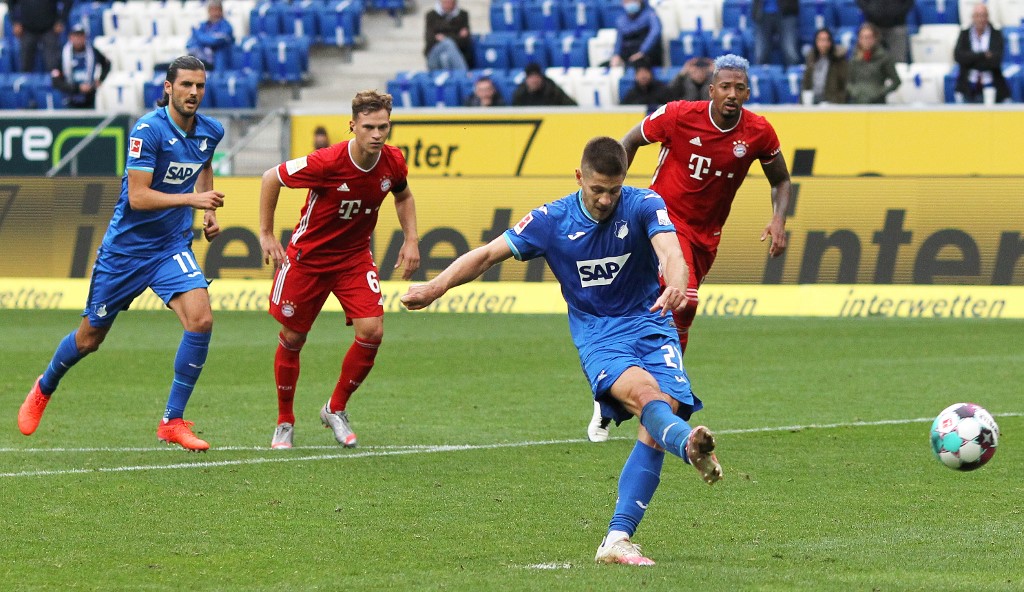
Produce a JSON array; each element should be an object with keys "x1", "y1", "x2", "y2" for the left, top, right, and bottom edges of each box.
[
  {"x1": 277, "y1": 140, "x2": 408, "y2": 272},
  {"x1": 641, "y1": 100, "x2": 781, "y2": 251}
]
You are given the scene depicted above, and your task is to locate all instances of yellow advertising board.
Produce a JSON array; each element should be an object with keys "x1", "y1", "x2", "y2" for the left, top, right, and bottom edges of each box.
[
  {"x1": 292, "y1": 108, "x2": 1024, "y2": 178},
  {"x1": 1, "y1": 176, "x2": 1022, "y2": 287}
]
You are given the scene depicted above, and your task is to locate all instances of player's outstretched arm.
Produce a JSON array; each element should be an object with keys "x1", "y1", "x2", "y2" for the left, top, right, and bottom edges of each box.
[
  {"x1": 127, "y1": 169, "x2": 224, "y2": 211},
  {"x1": 196, "y1": 162, "x2": 221, "y2": 241},
  {"x1": 650, "y1": 231, "x2": 690, "y2": 316},
  {"x1": 759, "y1": 154, "x2": 792, "y2": 258},
  {"x1": 401, "y1": 236, "x2": 514, "y2": 310},
  {"x1": 258, "y1": 167, "x2": 287, "y2": 268},
  {"x1": 392, "y1": 187, "x2": 421, "y2": 280},
  {"x1": 620, "y1": 123, "x2": 651, "y2": 168}
]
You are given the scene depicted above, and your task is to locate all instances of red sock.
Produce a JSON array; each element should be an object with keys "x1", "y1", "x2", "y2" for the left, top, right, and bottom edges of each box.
[
  {"x1": 328, "y1": 337, "x2": 380, "y2": 412},
  {"x1": 673, "y1": 296, "x2": 698, "y2": 356},
  {"x1": 275, "y1": 334, "x2": 302, "y2": 425}
]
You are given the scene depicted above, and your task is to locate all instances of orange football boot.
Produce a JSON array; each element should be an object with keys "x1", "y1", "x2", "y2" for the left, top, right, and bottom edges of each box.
[
  {"x1": 18, "y1": 375, "x2": 51, "y2": 436},
  {"x1": 157, "y1": 418, "x2": 210, "y2": 451}
]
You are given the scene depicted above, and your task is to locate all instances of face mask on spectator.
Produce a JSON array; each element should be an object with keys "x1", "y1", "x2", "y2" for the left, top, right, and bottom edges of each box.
[{"x1": 624, "y1": 2, "x2": 641, "y2": 15}]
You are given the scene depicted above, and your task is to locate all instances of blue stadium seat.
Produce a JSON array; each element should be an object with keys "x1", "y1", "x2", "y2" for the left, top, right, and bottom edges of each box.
[
  {"x1": 490, "y1": 1, "x2": 525, "y2": 33},
  {"x1": 318, "y1": 1, "x2": 363, "y2": 48},
  {"x1": 748, "y1": 65, "x2": 782, "y2": 103},
  {"x1": 776, "y1": 67, "x2": 804, "y2": 103},
  {"x1": 524, "y1": 0, "x2": 564, "y2": 32},
  {"x1": 474, "y1": 32, "x2": 516, "y2": 70},
  {"x1": 511, "y1": 33, "x2": 551, "y2": 68},
  {"x1": 231, "y1": 37, "x2": 266, "y2": 76},
  {"x1": 1004, "y1": 27, "x2": 1024, "y2": 64},
  {"x1": 369, "y1": 0, "x2": 405, "y2": 12},
  {"x1": 835, "y1": 0, "x2": 862, "y2": 28},
  {"x1": 464, "y1": 68, "x2": 511, "y2": 104},
  {"x1": 250, "y1": 2, "x2": 286, "y2": 37},
  {"x1": 262, "y1": 36, "x2": 310, "y2": 82},
  {"x1": 798, "y1": 0, "x2": 837, "y2": 45},
  {"x1": 721, "y1": 0, "x2": 752, "y2": 31},
  {"x1": 834, "y1": 26, "x2": 858, "y2": 58},
  {"x1": 387, "y1": 71, "x2": 422, "y2": 107},
  {"x1": 598, "y1": 0, "x2": 624, "y2": 29},
  {"x1": 943, "y1": 64, "x2": 958, "y2": 102},
  {"x1": 547, "y1": 32, "x2": 590, "y2": 67},
  {"x1": 69, "y1": 1, "x2": 109, "y2": 37},
  {"x1": 709, "y1": 28, "x2": 751, "y2": 59},
  {"x1": 618, "y1": 67, "x2": 635, "y2": 100},
  {"x1": 207, "y1": 71, "x2": 260, "y2": 108},
  {"x1": 1005, "y1": 64, "x2": 1023, "y2": 102},
  {"x1": 143, "y1": 72, "x2": 166, "y2": 108},
  {"x1": 280, "y1": 0, "x2": 322, "y2": 39},
  {"x1": 669, "y1": 31, "x2": 710, "y2": 66},
  {"x1": 0, "y1": 38, "x2": 15, "y2": 74},
  {"x1": 33, "y1": 84, "x2": 70, "y2": 110},
  {"x1": 560, "y1": 0, "x2": 600, "y2": 34},
  {"x1": 916, "y1": 0, "x2": 959, "y2": 25},
  {"x1": 500, "y1": 69, "x2": 524, "y2": 100},
  {"x1": 0, "y1": 73, "x2": 41, "y2": 109},
  {"x1": 416, "y1": 71, "x2": 463, "y2": 107}
]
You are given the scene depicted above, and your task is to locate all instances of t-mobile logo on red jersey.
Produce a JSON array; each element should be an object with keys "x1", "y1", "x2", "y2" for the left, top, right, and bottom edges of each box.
[{"x1": 689, "y1": 154, "x2": 712, "y2": 180}]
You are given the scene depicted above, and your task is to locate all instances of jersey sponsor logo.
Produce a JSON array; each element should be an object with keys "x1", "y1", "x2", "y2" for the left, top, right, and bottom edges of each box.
[
  {"x1": 161, "y1": 161, "x2": 202, "y2": 185},
  {"x1": 380, "y1": 178, "x2": 392, "y2": 192},
  {"x1": 577, "y1": 253, "x2": 631, "y2": 287},
  {"x1": 732, "y1": 140, "x2": 748, "y2": 158},
  {"x1": 128, "y1": 137, "x2": 142, "y2": 158},
  {"x1": 199, "y1": 138, "x2": 208, "y2": 152},
  {"x1": 513, "y1": 212, "x2": 533, "y2": 234},
  {"x1": 689, "y1": 136, "x2": 702, "y2": 146},
  {"x1": 338, "y1": 182, "x2": 350, "y2": 191},
  {"x1": 614, "y1": 221, "x2": 629, "y2": 239},
  {"x1": 285, "y1": 155, "x2": 308, "y2": 175},
  {"x1": 689, "y1": 153, "x2": 712, "y2": 180},
  {"x1": 567, "y1": 231, "x2": 586, "y2": 240},
  {"x1": 657, "y1": 209, "x2": 670, "y2": 226}
]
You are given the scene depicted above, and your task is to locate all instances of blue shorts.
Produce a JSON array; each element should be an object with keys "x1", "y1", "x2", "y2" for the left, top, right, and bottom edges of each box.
[
  {"x1": 581, "y1": 333, "x2": 703, "y2": 426},
  {"x1": 82, "y1": 246, "x2": 210, "y2": 327}
]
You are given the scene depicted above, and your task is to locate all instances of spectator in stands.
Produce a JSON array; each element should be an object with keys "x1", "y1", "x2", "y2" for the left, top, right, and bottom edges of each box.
[
  {"x1": 954, "y1": 3, "x2": 1011, "y2": 104},
  {"x1": 847, "y1": 22, "x2": 900, "y2": 104},
  {"x1": 187, "y1": 0, "x2": 235, "y2": 72},
  {"x1": 313, "y1": 126, "x2": 331, "y2": 149},
  {"x1": 512, "y1": 63, "x2": 577, "y2": 106},
  {"x1": 465, "y1": 76, "x2": 506, "y2": 107},
  {"x1": 621, "y1": 59, "x2": 671, "y2": 108},
  {"x1": 6, "y1": 0, "x2": 71, "y2": 73},
  {"x1": 50, "y1": 24, "x2": 111, "y2": 109},
  {"x1": 855, "y1": 0, "x2": 914, "y2": 63},
  {"x1": 609, "y1": 0, "x2": 663, "y2": 68},
  {"x1": 666, "y1": 56, "x2": 713, "y2": 101},
  {"x1": 424, "y1": 0, "x2": 473, "y2": 71},
  {"x1": 751, "y1": 0, "x2": 800, "y2": 67},
  {"x1": 801, "y1": 28, "x2": 848, "y2": 104}
]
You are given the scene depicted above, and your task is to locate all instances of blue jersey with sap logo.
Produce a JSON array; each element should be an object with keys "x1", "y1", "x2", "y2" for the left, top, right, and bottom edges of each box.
[
  {"x1": 503, "y1": 186, "x2": 677, "y2": 350},
  {"x1": 101, "y1": 106, "x2": 225, "y2": 257}
]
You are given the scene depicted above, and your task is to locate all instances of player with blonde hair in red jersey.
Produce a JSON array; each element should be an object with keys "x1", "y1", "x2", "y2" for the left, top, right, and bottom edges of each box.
[
  {"x1": 259, "y1": 90, "x2": 420, "y2": 449},
  {"x1": 588, "y1": 54, "x2": 792, "y2": 442}
]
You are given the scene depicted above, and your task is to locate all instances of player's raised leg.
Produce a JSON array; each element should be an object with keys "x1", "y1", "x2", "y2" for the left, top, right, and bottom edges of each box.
[{"x1": 158, "y1": 287, "x2": 213, "y2": 451}]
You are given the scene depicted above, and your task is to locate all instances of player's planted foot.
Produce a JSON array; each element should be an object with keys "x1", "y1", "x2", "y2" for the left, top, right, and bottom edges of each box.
[
  {"x1": 686, "y1": 425, "x2": 722, "y2": 484},
  {"x1": 157, "y1": 418, "x2": 210, "y2": 452},
  {"x1": 271, "y1": 422, "x2": 294, "y2": 449},
  {"x1": 587, "y1": 400, "x2": 612, "y2": 443},
  {"x1": 18, "y1": 375, "x2": 51, "y2": 436},
  {"x1": 594, "y1": 537, "x2": 655, "y2": 566},
  {"x1": 320, "y1": 403, "x2": 357, "y2": 448}
]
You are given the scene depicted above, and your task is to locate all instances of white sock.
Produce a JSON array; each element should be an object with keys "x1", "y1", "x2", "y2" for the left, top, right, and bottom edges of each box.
[{"x1": 604, "y1": 530, "x2": 630, "y2": 546}]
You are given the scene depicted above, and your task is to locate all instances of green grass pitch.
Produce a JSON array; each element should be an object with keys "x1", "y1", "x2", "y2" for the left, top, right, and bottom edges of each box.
[{"x1": 1, "y1": 310, "x2": 1022, "y2": 591}]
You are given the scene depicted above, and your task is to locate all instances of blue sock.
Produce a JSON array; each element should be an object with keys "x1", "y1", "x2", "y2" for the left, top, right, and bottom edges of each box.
[
  {"x1": 39, "y1": 331, "x2": 86, "y2": 395},
  {"x1": 608, "y1": 441, "x2": 664, "y2": 537},
  {"x1": 163, "y1": 331, "x2": 211, "y2": 421},
  {"x1": 640, "y1": 400, "x2": 692, "y2": 462}
]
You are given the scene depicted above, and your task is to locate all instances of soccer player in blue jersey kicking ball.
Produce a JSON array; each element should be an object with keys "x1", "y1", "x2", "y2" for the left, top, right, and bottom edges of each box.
[
  {"x1": 401, "y1": 136, "x2": 722, "y2": 565},
  {"x1": 18, "y1": 55, "x2": 226, "y2": 452}
]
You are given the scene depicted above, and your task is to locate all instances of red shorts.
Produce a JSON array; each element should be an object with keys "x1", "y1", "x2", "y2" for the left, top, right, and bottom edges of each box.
[
  {"x1": 269, "y1": 255, "x2": 383, "y2": 333},
  {"x1": 676, "y1": 232, "x2": 717, "y2": 298}
]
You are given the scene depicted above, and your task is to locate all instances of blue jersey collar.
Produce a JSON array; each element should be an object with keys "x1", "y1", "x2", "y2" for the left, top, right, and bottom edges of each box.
[
  {"x1": 162, "y1": 106, "x2": 193, "y2": 138},
  {"x1": 575, "y1": 189, "x2": 619, "y2": 224}
]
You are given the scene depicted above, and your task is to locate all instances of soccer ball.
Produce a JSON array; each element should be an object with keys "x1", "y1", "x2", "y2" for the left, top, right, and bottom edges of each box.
[{"x1": 930, "y1": 403, "x2": 999, "y2": 471}]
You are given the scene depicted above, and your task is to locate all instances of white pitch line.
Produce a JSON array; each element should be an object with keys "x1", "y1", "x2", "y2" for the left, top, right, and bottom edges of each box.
[{"x1": 2, "y1": 413, "x2": 1019, "y2": 479}]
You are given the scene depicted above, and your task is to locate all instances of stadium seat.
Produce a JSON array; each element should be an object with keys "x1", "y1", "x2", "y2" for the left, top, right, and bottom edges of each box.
[
  {"x1": 250, "y1": 2, "x2": 286, "y2": 37},
  {"x1": 674, "y1": 0, "x2": 719, "y2": 32},
  {"x1": 0, "y1": 2, "x2": 8, "y2": 40},
  {"x1": 512, "y1": 33, "x2": 551, "y2": 68},
  {"x1": 103, "y1": 1, "x2": 144, "y2": 37},
  {"x1": 722, "y1": 0, "x2": 752, "y2": 31},
  {"x1": 1004, "y1": 63, "x2": 1023, "y2": 101},
  {"x1": 587, "y1": 28, "x2": 617, "y2": 67},
  {"x1": 910, "y1": 24, "x2": 959, "y2": 64},
  {"x1": 916, "y1": 0, "x2": 960, "y2": 25},
  {"x1": 747, "y1": 66, "x2": 779, "y2": 103},
  {"x1": 598, "y1": 1, "x2": 624, "y2": 29},
  {"x1": 280, "y1": 1, "x2": 320, "y2": 39},
  {"x1": 798, "y1": 0, "x2": 837, "y2": 45},
  {"x1": 994, "y1": 0, "x2": 1024, "y2": 28},
  {"x1": 669, "y1": 31, "x2": 710, "y2": 66},
  {"x1": 207, "y1": 70, "x2": 259, "y2": 108},
  {"x1": 416, "y1": 70, "x2": 463, "y2": 107},
  {"x1": 387, "y1": 71, "x2": 421, "y2": 107},
  {"x1": 0, "y1": 73, "x2": 40, "y2": 109},
  {"x1": 0, "y1": 38, "x2": 14, "y2": 74},
  {"x1": 91, "y1": 35, "x2": 122, "y2": 71},
  {"x1": 95, "y1": 71, "x2": 145, "y2": 112},
  {"x1": 834, "y1": 26, "x2": 858, "y2": 59},
  {"x1": 709, "y1": 28, "x2": 750, "y2": 59},
  {"x1": 69, "y1": 1, "x2": 110, "y2": 37},
  {"x1": 262, "y1": 36, "x2": 310, "y2": 83},
  {"x1": 776, "y1": 67, "x2": 804, "y2": 103},
  {"x1": 524, "y1": 0, "x2": 564, "y2": 32},
  {"x1": 119, "y1": 41, "x2": 157, "y2": 76},
  {"x1": 835, "y1": 0, "x2": 863, "y2": 28},
  {"x1": 490, "y1": 1, "x2": 525, "y2": 33},
  {"x1": 561, "y1": 0, "x2": 601, "y2": 34},
  {"x1": 143, "y1": 71, "x2": 166, "y2": 108},
  {"x1": 888, "y1": 62, "x2": 947, "y2": 104},
  {"x1": 223, "y1": 0, "x2": 256, "y2": 38},
  {"x1": 153, "y1": 36, "x2": 189, "y2": 67},
  {"x1": 231, "y1": 36, "x2": 266, "y2": 75},
  {"x1": 463, "y1": 68, "x2": 512, "y2": 103},
  {"x1": 548, "y1": 32, "x2": 591, "y2": 68},
  {"x1": 474, "y1": 32, "x2": 516, "y2": 69},
  {"x1": 318, "y1": 1, "x2": 363, "y2": 48},
  {"x1": 651, "y1": 0, "x2": 681, "y2": 45},
  {"x1": 1005, "y1": 27, "x2": 1024, "y2": 64},
  {"x1": 33, "y1": 83, "x2": 69, "y2": 110}
]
